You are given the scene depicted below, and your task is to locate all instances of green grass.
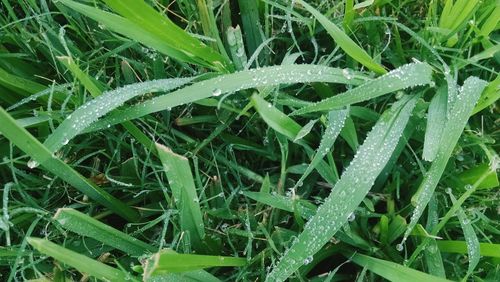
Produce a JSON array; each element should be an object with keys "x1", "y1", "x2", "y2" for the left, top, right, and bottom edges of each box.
[{"x1": 0, "y1": 0, "x2": 499, "y2": 281}]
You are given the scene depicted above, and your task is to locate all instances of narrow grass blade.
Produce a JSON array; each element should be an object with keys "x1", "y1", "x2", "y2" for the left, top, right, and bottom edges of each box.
[
  {"x1": 27, "y1": 237, "x2": 129, "y2": 281},
  {"x1": 267, "y1": 95, "x2": 418, "y2": 281},
  {"x1": 294, "y1": 119, "x2": 317, "y2": 142},
  {"x1": 291, "y1": 62, "x2": 432, "y2": 116},
  {"x1": 350, "y1": 253, "x2": 451, "y2": 282},
  {"x1": 144, "y1": 249, "x2": 246, "y2": 277},
  {"x1": 403, "y1": 77, "x2": 487, "y2": 244},
  {"x1": 293, "y1": 109, "x2": 348, "y2": 188},
  {"x1": 86, "y1": 64, "x2": 365, "y2": 132},
  {"x1": 423, "y1": 86, "x2": 447, "y2": 161},
  {"x1": 472, "y1": 74, "x2": 499, "y2": 115},
  {"x1": 54, "y1": 208, "x2": 155, "y2": 256},
  {"x1": 251, "y1": 94, "x2": 301, "y2": 141},
  {"x1": 0, "y1": 107, "x2": 139, "y2": 222},
  {"x1": 43, "y1": 76, "x2": 193, "y2": 154},
  {"x1": 59, "y1": 0, "x2": 231, "y2": 72},
  {"x1": 449, "y1": 193, "x2": 479, "y2": 280},
  {"x1": 295, "y1": 0, "x2": 386, "y2": 74},
  {"x1": 424, "y1": 196, "x2": 446, "y2": 278},
  {"x1": 156, "y1": 144, "x2": 205, "y2": 250},
  {"x1": 437, "y1": 240, "x2": 500, "y2": 258},
  {"x1": 242, "y1": 191, "x2": 316, "y2": 219}
]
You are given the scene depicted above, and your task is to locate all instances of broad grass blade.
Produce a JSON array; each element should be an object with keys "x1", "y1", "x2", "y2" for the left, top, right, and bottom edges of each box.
[
  {"x1": 54, "y1": 208, "x2": 155, "y2": 256},
  {"x1": 291, "y1": 62, "x2": 432, "y2": 116},
  {"x1": 267, "y1": 95, "x2": 418, "y2": 281},
  {"x1": 403, "y1": 77, "x2": 487, "y2": 244},
  {"x1": 437, "y1": 240, "x2": 500, "y2": 258},
  {"x1": 423, "y1": 86, "x2": 447, "y2": 161},
  {"x1": 350, "y1": 253, "x2": 451, "y2": 282},
  {"x1": 27, "y1": 237, "x2": 129, "y2": 281},
  {"x1": 156, "y1": 144, "x2": 205, "y2": 250},
  {"x1": 86, "y1": 64, "x2": 365, "y2": 132}
]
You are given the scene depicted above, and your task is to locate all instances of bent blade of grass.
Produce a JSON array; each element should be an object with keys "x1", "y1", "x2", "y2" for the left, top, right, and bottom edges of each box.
[
  {"x1": 54, "y1": 208, "x2": 155, "y2": 256},
  {"x1": 350, "y1": 253, "x2": 451, "y2": 282},
  {"x1": 295, "y1": 0, "x2": 386, "y2": 74},
  {"x1": 144, "y1": 249, "x2": 246, "y2": 277},
  {"x1": 291, "y1": 62, "x2": 432, "y2": 115},
  {"x1": 449, "y1": 193, "x2": 480, "y2": 280},
  {"x1": 423, "y1": 86, "x2": 447, "y2": 161},
  {"x1": 293, "y1": 109, "x2": 348, "y2": 189},
  {"x1": 242, "y1": 191, "x2": 316, "y2": 219},
  {"x1": 472, "y1": 74, "x2": 499, "y2": 115},
  {"x1": 43, "y1": 76, "x2": 193, "y2": 154},
  {"x1": 27, "y1": 237, "x2": 129, "y2": 281},
  {"x1": 403, "y1": 77, "x2": 488, "y2": 244},
  {"x1": 437, "y1": 240, "x2": 500, "y2": 258},
  {"x1": 0, "y1": 107, "x2": 139, "y2": 222},
  {"x1": 251, "y1": 94, "x2": 301, "y2": 141},
  {"x1": 59, "y1": 0, "x2": 231, "y2": 72},
  {"x1": 267, "y1": 95, "x2": 418, "y2": 281},
  {"x1": 156, "y1": 144, "x2": 205, "y2": 250},
  {"x1": 86, "y1": 64, "x2": 365, "y2": 132}
]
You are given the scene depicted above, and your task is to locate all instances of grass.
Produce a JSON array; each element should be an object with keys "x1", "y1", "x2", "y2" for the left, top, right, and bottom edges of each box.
[{"x1": 0, "y1": 0, "x2": 499, "y2": 281}]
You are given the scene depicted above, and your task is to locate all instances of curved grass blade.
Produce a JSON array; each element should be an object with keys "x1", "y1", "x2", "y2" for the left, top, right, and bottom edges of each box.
[
  {"x1": 86, "y1": 64, "x2": 366, "y2": 133},
  {"x1": 423, "y1": 86, "x2": 447, "y2": 161},
  {"x1": 295, "y1": 0, "x2": 386, "y2": 74},
  {"x1": 156, "y1": 144, "x2": 205, "y2": 250},
  {"x1": 403, "y1": 77, "x2": 487, "y2": 244},
  {"x1": 250, "y1": 94, "x2": 301, "y2": 141},
  {"x1": 43, "y1": 77, "x2": 193, "y2": 154},
  {"x1": 291, "y1": 62, "x2": 433, "y2": 116},
  {"x1": 58, "y1": 0, "x2": 231, "y2": 72},
  {"x1": 449, "y1": 192, "x2": 479, "y2": 280},
  {"x1": 27, "y1": 237, "x2": 130, "y2": 281},
  {"x1": 242, "y1": 191, "x2": 316, "y2": 220},
  {"x1": 0, "y1": 107, "x2": 139, "y2": 222},
  {"x1": 293, "y1": 109, "x2": 348, "y2": 189},
  {"x1": 472, "y1": 74, "x2": 499, "y2": 115},
  {"x1": 267, "y1": 95, "x2": 418, "y2": 281},
  {"x1": 54, "y1": 208, "x2": 155, "y2": 256},
  {"x1": 350, "y1": 253, "x2": 451, "y2": 282}
]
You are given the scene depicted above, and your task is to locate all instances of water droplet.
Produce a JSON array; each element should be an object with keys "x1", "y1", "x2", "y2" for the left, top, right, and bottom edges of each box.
[
  {"x1": 396, "y1": 244, "x2": 404, "y2": 251},
  {"x1": 303, "y1": 256, "x2": 313, "y2": 265},
  {"x1": 62, "y1": 138, "x2": 69, "y2": 145},
  {"x1": 212, "y1": 88, "x2": 222, "y2": 97},
  {"x1": 464, "y1": 184, "x2": 473, "y2": 190},
  {"x1": 347, "y1": 212, "x2": 355, "y2": 222},
  {"x1": 27, "y1": 160, "x2": 39, "y2": 169}
]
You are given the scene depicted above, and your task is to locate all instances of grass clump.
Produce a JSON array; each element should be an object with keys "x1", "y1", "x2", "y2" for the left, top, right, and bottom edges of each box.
[{"x1": 0, "y1": 0, "x2": 498, "y2": 281}]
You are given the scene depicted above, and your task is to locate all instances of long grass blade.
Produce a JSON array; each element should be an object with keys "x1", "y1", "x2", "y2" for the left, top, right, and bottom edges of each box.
[
  {"x1": 423, "y1": 86, "x2": 447, "y2": 161},
  {"x1": 291, "y1": 62, "x2": 432, "y2": 116},
  {"x1": 0, "y1": 107, "x2": 139, "y2": 222},
  {"x1": 403, "y1": 77, "x2": 487, "y2": 244},
  {"x1": 85, "y1": 64, "x2": 366, "y2": 133},
  {"x1": 54, "y1": 208, "x2": 155, "y2": 256},
  {"x1": 267, "y1": 95, "x2": 418, "y2": 281},
  {"x1": 27, "y1": 237, "x2": 129, "y2": 281},
  {"x1": 295, "y1": 0, "x2": 386, "y2": 74},
  {"x1": 350, "y1": 253, "x2": 451, "y2": 282},
  {"x1": 156, "y1": 144, "x2": 205, "y2": 250}
]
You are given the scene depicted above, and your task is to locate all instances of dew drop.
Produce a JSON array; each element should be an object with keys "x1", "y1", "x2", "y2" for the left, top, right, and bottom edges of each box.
[
  {"x1": 27, "y1": 160, "x2": 39, "y2": 169},
  {"x1": 212, "y1": 88, "x2": 222, "y2": 97},
  {"x1": 396, "y1": 243, "x2": 404, "y2": 251}
]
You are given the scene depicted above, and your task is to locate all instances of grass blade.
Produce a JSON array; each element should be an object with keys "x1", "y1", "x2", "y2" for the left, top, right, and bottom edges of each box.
[
  {"x1": 43, "y1": 76, "x2": 193, "y2": 154},
  {"x1": 423, "y1": 86, "x2": 447, "y2": 161},
  {"x1": 291, "y1": 62, "x2": 432, "y2": 115},
  {"x1": 293, "y1": 109, "x2": 348, "y2": 188},
  {"x1": 59, "y1": 0, "x2": 231, "y2": 72},
  {"x1": 436, "y1": 240, "x2": 500, "y2": 258},
  {"x1": 350, "y1": 253, "x2": 451, "y2": 282},
  {"x1": 242, "y1": 191, "x2": 316, "y2": 219},
  {"x1": 403, "y1": 77, "x2": 487, "y2": 244},
  {"x1": 54, "y1": 208, "x2": 155, "y2": 256},
  {"x1": 0, "y1": 107, "x2": 139, "y2": 222},
  {"x1": 156, "y1": 144, "x2": 205, "y2": 250},
  {"x1": 27, "y1": 237, "x2": 129, "y2": 281},
  {"x1": 144, "y1": 249, "x2": 246, "y2": 277},
  {"x1": 86, "y1": 64, "x2": 365, "y2": 132},
  {"x1": 449, "y1": 192, "x2": 480, "y2": 280},
  {"x1": 295, "y1": 0, "x2": 386, "y2": 74},
  {"x1": 267, "y1": 95, "x2": 418, "y2": 281}
]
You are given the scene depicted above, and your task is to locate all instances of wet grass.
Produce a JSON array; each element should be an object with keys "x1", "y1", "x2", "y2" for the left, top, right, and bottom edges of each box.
[{"x1": 0, "y1": 0, "x2": 499, "y2": 281}]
